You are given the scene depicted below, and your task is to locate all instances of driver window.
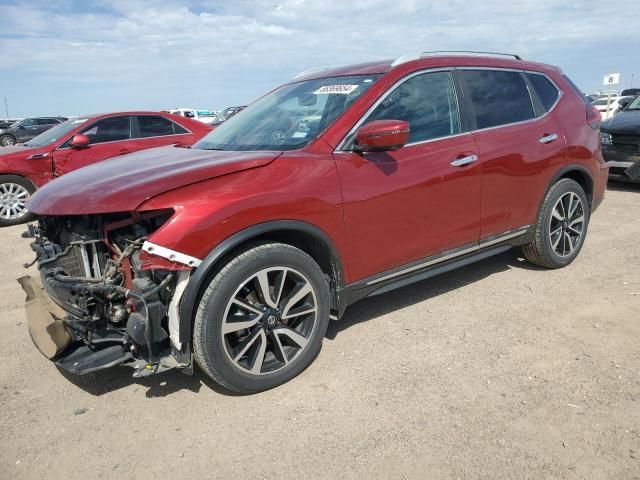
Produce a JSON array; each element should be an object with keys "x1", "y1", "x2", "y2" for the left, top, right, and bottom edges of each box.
[
  {"x1": 366, "y1": 71, "x2": 461, "y2": 144},
  {"x1": 80, "y1": 116, "x2": 131, "y2": 144},
  {"x1": 20, "y1": 119, "x2": 37, "y2": 127}
]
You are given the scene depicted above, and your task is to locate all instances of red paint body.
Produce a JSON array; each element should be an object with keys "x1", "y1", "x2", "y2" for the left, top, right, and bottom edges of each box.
[
  {"x1": 28, "y1": 57, "x2": 607, "y2": 285},
  {"x1": 0, "y1": 112, "x2": 211, "y2": 188}
]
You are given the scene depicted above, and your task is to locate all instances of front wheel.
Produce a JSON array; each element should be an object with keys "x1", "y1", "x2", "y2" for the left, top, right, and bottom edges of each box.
[
  {"x1": 0, "y1": 175, "x2": 36, "y2": 227},
  {"x1": 522, "y1": 178, "x2": 590, "y2": 269},
  {"x1": 193, "y1": 242, "x2": 330, "y2": 393}
]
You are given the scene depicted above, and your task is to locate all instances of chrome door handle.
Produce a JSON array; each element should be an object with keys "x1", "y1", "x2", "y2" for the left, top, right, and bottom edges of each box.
[
  {"x1": 450, "y1": 154, "x2": 478, "y2": 167},
  {"x1": 539, "y1": 133, "x2": 558, "y2": 144}
]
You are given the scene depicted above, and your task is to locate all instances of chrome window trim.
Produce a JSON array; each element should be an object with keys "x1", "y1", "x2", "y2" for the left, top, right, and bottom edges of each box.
[
  {"x1": 334, "y1": 67, "x2": 564, "y2": 152},
  {"x1": 364, "y1": 225, "x2": 530, "y2": 286},
  {"x1": 55, "y1": 114, "x2": 193, "y2": 151}
]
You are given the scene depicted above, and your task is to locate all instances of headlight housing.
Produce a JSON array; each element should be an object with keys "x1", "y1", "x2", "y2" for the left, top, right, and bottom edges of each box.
[{"x1": 600, "y1": 132, "x2": 612, "y2": 145}]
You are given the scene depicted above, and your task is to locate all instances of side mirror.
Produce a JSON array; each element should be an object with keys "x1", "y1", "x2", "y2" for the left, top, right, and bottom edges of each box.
[
  {"x1": 70, "y1": 134, "x2": 90, "y2": 149},
  {"x1": 354, "y1": 120, "x2": 410, "y2": 152}
]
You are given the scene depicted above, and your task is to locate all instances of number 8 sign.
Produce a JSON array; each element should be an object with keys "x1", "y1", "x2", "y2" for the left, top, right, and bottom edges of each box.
[{"x1": 603, "y1": 73, "x2": 620, "y2": 85}]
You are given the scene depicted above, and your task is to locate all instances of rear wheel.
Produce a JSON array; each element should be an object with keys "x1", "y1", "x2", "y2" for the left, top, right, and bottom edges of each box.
[
  {"x1": 0, "y1": 175, "x2": 36, "y2": 227},
  {"x1": 522, "y1": 178, "x2": 589, "y2": 269},
  {"x1": 0, "y1": 135, "x2": 16, "y2": 147},
  {"x1": 193, "y1": 242, "x2": 330, "y2": 393}
]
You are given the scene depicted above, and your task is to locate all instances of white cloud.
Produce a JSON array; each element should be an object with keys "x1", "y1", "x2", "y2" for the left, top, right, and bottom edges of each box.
[{"x1": 0, "y1": 0, "x2": 636, "y2": 116}]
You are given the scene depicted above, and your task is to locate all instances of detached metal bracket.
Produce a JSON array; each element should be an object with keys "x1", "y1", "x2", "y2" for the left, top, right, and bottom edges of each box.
[{"x1": 141, "y1": 241, "x2": 202, "y2": 268}]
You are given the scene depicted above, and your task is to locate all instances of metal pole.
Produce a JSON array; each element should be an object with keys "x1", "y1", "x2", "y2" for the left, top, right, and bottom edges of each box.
[
  {"x1": 605, "y1": 81, "x2": 612, "y2": 120},
  {"x1": 631, "y1": 74, "x2": 635, "y2": 88},
  {"x1": 3, "y1": 98, "x2": 8, "y2": 120}
]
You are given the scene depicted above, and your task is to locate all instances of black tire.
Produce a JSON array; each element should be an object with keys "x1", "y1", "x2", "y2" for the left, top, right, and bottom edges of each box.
[
  {"x1": 0, "y1": 135, "x2": 16, "y2": 147},
  {"x1": 0, "y1": 174, "x2": 36, "y2": 227},
  {"x1": 522, "y1": 178, "x2": 590, "y2": 269},
  {"x1": 193, "y1": 242, "x2": 330, "y2": 393}
]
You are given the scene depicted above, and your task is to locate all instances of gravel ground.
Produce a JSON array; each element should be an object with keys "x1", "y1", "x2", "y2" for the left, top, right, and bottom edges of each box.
[{"x1": 1, "y1": 182, "x2": 639, "y2": 480}]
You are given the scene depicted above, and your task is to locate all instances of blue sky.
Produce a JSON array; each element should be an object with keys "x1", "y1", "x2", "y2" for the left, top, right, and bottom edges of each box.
[{"x1": 0, "y1": 0, "x2": 637, "y2": 117}]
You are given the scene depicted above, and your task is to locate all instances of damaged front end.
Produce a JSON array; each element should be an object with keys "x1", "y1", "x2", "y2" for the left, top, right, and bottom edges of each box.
[{"x1": 20, "y1": 211, "x2": 193, "y2": 377}]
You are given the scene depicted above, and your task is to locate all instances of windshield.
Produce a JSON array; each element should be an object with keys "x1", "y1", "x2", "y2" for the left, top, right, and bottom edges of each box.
[
  {"x1": 626, "y1": 96, "x2": 640, "y2": 111},
  {"x1": 194, "y1": 75, "x2": 380, "y2": 151},
  {"x1": 23, "y1": 118, "x2": 88, "y2": 147}
]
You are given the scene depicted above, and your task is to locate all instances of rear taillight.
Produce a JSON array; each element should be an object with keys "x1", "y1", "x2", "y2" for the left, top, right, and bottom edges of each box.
[{"x1": 586, "y1": 104, "x2": 601, "y2": 130}]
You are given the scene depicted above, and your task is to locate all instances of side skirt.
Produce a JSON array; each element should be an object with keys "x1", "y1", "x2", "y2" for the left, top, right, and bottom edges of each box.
[{"x1": 338, "y1": 226, "x2": 531, "y2": 314}]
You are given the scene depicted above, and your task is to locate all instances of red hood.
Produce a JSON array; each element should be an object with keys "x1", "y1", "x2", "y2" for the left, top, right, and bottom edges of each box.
[
  {"x1": 0, "y1": 144, "x2": 50, "y2": 158},
  {"x1": 28, "y1": 146, "x2": 280, "y2": 215}
]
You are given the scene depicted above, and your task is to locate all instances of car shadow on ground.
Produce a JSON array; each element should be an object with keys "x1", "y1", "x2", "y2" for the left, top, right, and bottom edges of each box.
[
  {"x1": 59, "y1": 249, "x2": 535, "y2": 398},
  {"x1": 325, "y1": 249, "x2": 535, "y2": 340},
  {"x1": 607, "y1": 180, "x2": 640, "y2": 193}
]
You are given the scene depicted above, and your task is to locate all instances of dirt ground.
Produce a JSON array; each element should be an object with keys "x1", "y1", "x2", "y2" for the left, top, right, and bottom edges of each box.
[{"x1": 1, "y1": 182, "x2": 639, "y2": 480}]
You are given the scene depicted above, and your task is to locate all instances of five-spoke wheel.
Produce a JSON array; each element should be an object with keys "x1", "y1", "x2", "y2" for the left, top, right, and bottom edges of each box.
[
  {"x1": 522, "y1": 178, "x2": 590, "y2": 268},
  {"x1": 549, "y1": 191, "x2": 585, "y2": 257},
  {"x1": 193, "y1": 243, "x2": 330, "y2": 393},
  {"x1": 222, "y1": 267, "x2": 318, "y2": 375}
]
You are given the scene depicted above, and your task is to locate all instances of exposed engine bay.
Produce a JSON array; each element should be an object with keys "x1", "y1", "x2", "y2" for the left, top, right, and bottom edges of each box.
[{"x1": 21, "y1": 211, "x2": 192, "y2": 377}]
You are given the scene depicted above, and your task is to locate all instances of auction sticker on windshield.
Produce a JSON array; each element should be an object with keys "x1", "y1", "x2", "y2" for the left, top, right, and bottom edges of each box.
[{"x1": 314, "y1": 85, "x2": 359, "y2": 95}]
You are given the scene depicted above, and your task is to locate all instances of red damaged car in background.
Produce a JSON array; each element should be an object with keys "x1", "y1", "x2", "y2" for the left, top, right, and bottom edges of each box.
[
  {"x1": 21, "y1": 53, "x2": 607, "y2": 393},
  {"x1": 0, "y1": 112, "x2": 211, "y2": 226}
]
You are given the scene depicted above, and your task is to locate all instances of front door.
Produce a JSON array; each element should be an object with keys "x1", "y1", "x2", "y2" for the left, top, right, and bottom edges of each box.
[
  {"x1": 53, "y1": 115, "x2": 133, "y2": 176},
  {"x1": 334, "y1": 70, "x2": 481, "y2": 282}
]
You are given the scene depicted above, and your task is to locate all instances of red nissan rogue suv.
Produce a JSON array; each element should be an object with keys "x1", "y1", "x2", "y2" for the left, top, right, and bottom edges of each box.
[{"x1": 21, "y1": 52, "x2": 607, "y2": 393}]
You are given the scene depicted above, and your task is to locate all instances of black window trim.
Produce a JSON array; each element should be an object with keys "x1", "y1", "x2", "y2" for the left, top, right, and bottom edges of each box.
[
  {"x1": 456, "y1": 67, "x2": 564, "y2": 134},
  {"x1": 131, "y1": 113, "x2": 193, "y2": 140},
  {"x1": 56, "y1": 113, "x2": 193, "y2": 150},
  {"x1": 56, "y1": 115, "x2": 134, "y2": 150},
  {"x1": 335, "y1": 66, "x2": 564, "y2": 152}
]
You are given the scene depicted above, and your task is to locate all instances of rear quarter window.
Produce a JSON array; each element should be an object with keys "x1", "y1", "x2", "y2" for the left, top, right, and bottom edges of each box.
[{"x1": 526, "y1": 73, "x2": 560, "y2": 112}]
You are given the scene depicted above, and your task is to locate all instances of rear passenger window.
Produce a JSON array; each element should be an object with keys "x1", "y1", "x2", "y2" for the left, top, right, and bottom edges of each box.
[
  {"x1": 137, "y1": 116, "x2": 175, "y2": 137},
  {"x1": 461, "y1": 70, "x2": 534, "y2": 129},
  {"x1": 366, "y1": 71, "x2": 461, "y2": 143},
  {"x1": 526, "y1": 73, "x2": 560, "y2": 112}
]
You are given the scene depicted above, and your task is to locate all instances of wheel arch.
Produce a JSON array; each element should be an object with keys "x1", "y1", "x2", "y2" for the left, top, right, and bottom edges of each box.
[
  {"x1": 0, "y1": 173, "x2": 38, "y2": 191},
  {"x1": 550, "y1": 164, "x2": 593, "y2": 207},
  {"x1": 536, "y1": 164, "x2": 594, "y2": 223},
  {"x1": 178, "y1": 220, "x2": 345, "y2": 345}
]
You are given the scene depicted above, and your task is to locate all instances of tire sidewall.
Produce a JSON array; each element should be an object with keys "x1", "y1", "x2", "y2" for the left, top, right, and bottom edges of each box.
[
  {"x1": 540, "y1": 180, "x2": 590, "y2": 267},
  {"x1": 196, "y1": 245, "x2": 330, "y2": 392}
]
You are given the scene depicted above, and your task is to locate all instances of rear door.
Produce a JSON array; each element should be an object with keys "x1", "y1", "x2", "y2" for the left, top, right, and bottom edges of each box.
[
  {"x1": 458, "y1": 69, "x2": 565, "y2": 239},
  {"x1": 53, "y1": 115, "x2": 133, "y2": 176},
  {"x1": 131, "y1": 114, "x2": 194, "y2": 149}
]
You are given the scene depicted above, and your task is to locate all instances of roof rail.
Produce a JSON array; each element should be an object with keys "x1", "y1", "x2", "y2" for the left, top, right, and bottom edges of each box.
[{"x1": 390, "y1": 50, "x2": 522, "y2": 67}]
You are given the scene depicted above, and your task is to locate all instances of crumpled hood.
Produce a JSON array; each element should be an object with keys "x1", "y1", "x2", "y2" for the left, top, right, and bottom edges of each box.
[
  {"x1": 601, "y1": 110, "x2": 640, "y2": 134},
  {"x1": 28, "y1": 145, "x2": 281, "y2": 215}
]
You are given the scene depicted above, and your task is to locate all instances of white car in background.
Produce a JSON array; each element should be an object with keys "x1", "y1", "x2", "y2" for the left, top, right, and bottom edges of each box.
[
  {"x1": 591, "y1": 96, "x2": 634, "y2": 119},
  {"x1": 166, "y1": 108, "x2": 219, "y2": 125}
]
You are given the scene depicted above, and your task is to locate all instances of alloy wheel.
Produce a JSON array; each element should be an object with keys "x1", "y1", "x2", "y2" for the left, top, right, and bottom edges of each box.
[
  {"x1": 0, "y1": 182, "x2": 30, "y2": 220},
  {"x1": 549, "y1": 191, "x2": 584, "y2": 257},
  {"x1": 222, "y1": 267, "x2": 318, "y2": 375},
  {"x1": 0, "y1": 136, "x2": 15, "y2": 147}
]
